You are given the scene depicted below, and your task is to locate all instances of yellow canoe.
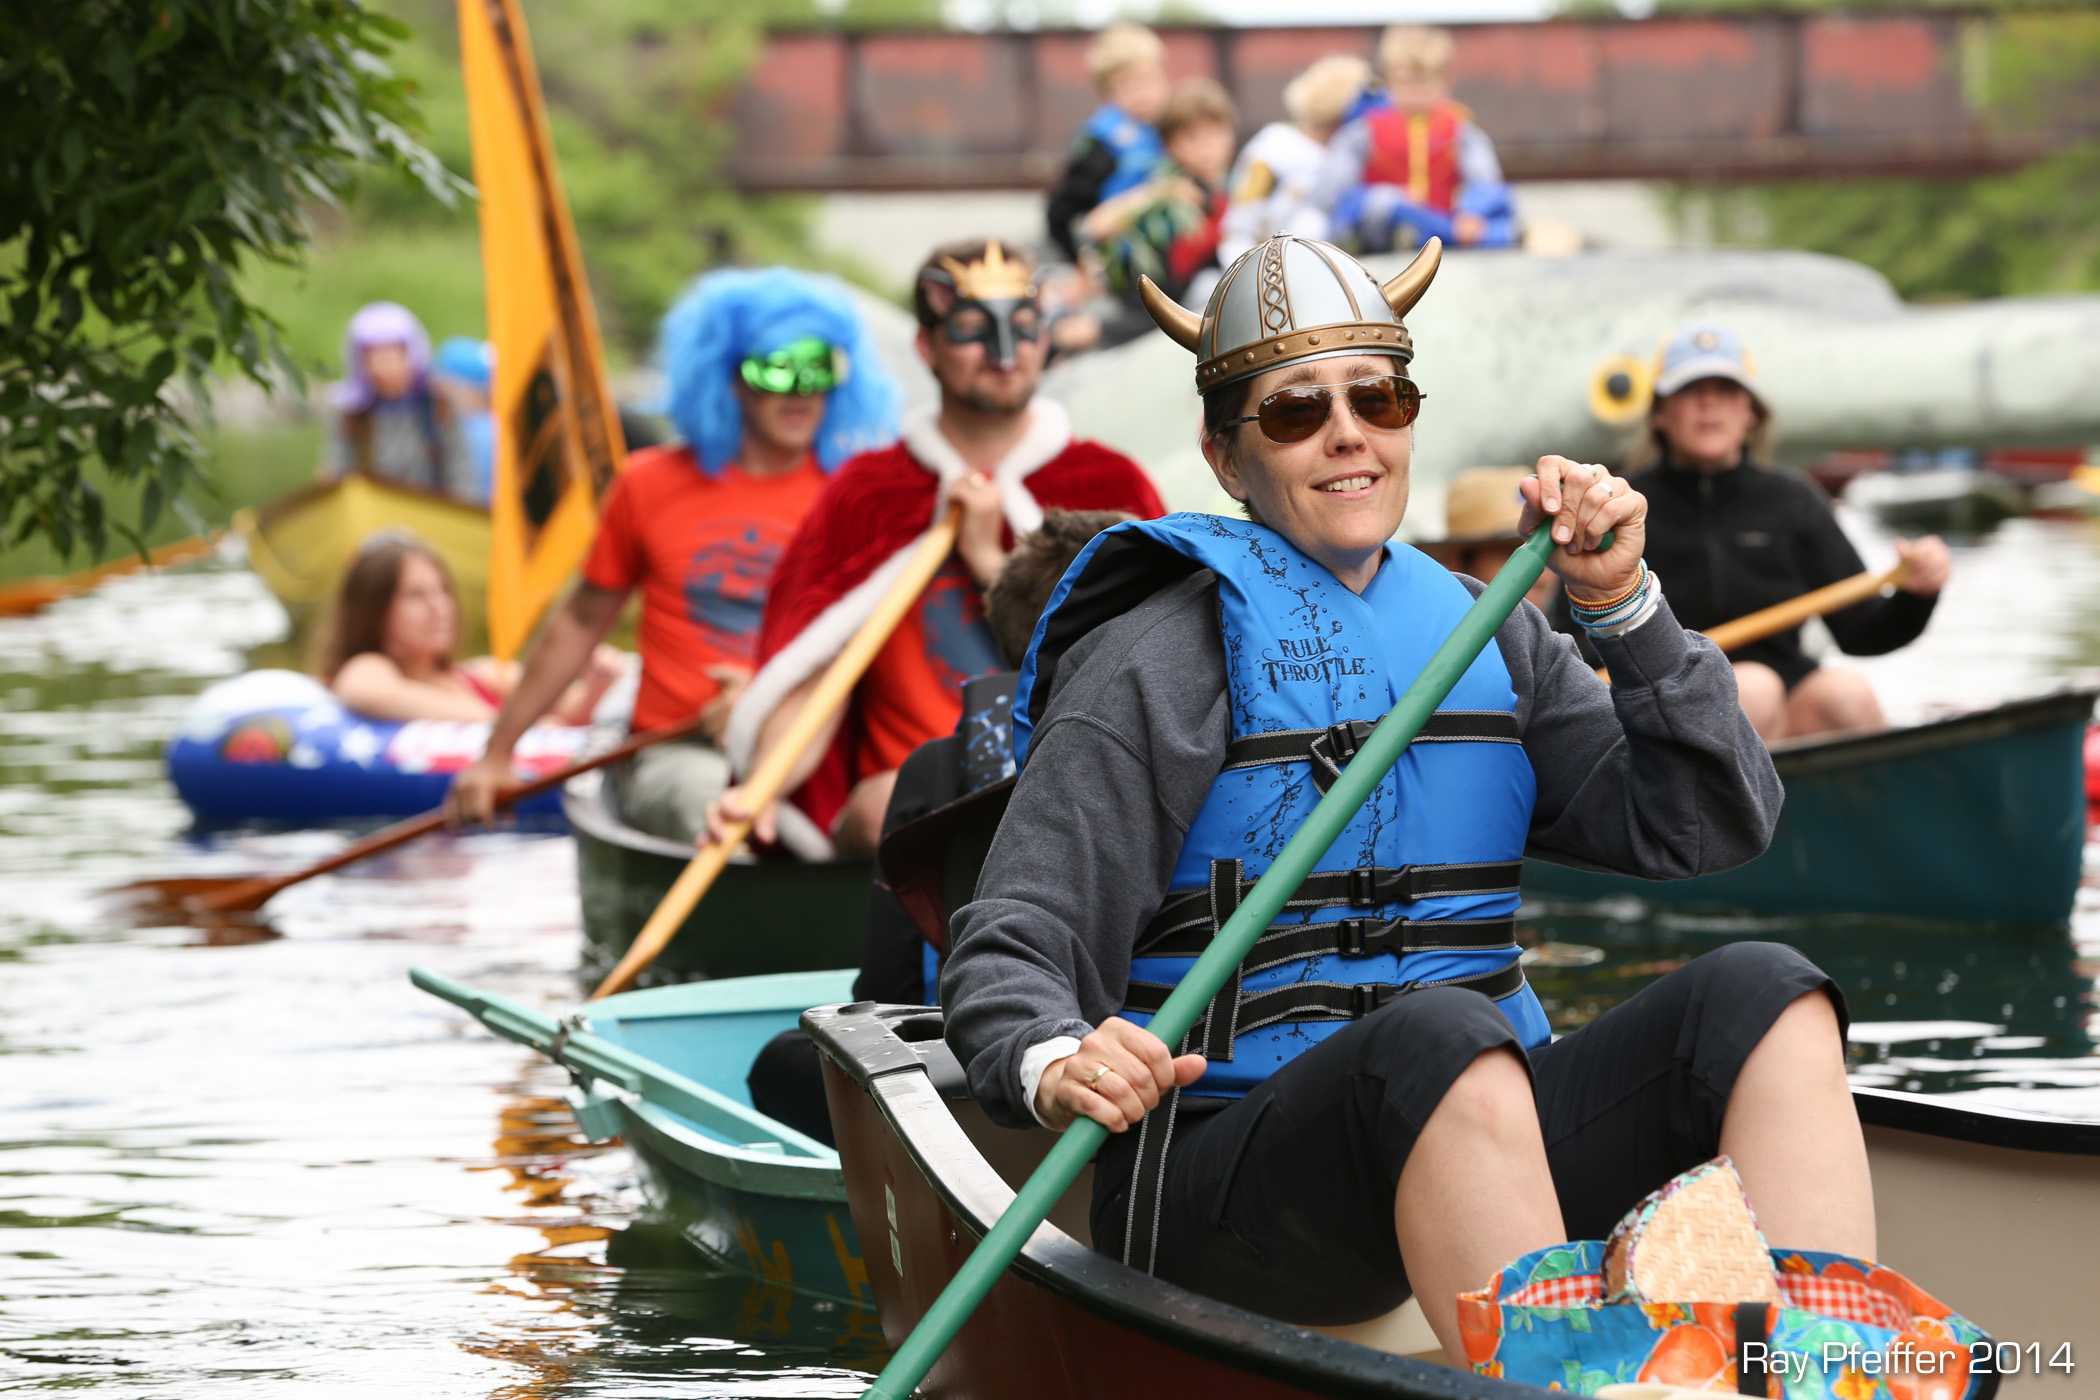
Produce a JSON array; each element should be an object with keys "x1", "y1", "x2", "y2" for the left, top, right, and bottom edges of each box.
[{"x1": 233, "y1": 473, "x2": 492, "y2": 640}]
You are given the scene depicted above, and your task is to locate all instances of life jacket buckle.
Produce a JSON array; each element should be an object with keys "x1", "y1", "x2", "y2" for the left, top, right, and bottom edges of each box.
[
  {"x1": 1333, "y1": 915, "x2": 1399, "y2": 957},
  {"x1": 1346, "y1": 865, "x2": 1408, "y2": 907},
  {"x1": 1349, "y1": 981, "x2": 1416, "y2": 1018},
  {"x1": 1309, "y1": 719, "x2": 1375, "y2": 793},
  {"x1": 1346, "y1": 867, "x2": 1379, "y2": 907},
  {"x1": 1329, "y1": 719, "x2": 1373, "y2": 761}
]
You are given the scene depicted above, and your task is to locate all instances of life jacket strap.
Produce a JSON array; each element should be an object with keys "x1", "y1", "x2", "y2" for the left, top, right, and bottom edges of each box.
[
  {"x1": 1222, "y1": 710, "x2": 1522, "y2": 792},
  {"x1": 1124, "y1": 960, "x2": 1529, "y2": 1040},
  {"x1": 1143, "y1": 859, "x2": 1525, "y2": 944},
  {"x1": 1136, "y1": 911, "x2": 1518, "y2": 973}
]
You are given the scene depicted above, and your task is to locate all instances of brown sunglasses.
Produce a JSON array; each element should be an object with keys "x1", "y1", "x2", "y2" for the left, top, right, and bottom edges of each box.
[{"x1": 1224, "y1": 374, "x2": 1425, "y2": 445}]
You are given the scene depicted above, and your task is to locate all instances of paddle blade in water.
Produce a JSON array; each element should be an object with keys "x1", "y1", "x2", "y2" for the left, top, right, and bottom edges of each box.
[{"x1": 98, "y1": 877, "x2": 280, "y2": 941}]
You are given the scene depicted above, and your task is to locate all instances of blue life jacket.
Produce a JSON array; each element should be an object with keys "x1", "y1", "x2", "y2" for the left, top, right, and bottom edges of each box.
[
  {"x1": 1015, "y1": 514, "x2": 1549, "y2": 1099},
  {"x1": 1080, "y1": 103, "x2": 1165, "y2": 200}
]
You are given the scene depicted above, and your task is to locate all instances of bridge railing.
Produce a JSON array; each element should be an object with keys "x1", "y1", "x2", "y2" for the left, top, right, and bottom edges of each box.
[{"x1": 722, "y1": 13, "x2": 2097, "y2": 192}]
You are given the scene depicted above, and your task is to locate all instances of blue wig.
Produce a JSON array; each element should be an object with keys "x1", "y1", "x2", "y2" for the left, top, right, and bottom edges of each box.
[{"x1": 659, "y1": 266, "x2": 902, "y2": 475}]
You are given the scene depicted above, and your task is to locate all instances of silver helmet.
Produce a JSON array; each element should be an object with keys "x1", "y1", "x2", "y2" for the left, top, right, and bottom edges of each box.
[{"x1": 1139, "y1": 235, "x2": 1441, "y2": 393}]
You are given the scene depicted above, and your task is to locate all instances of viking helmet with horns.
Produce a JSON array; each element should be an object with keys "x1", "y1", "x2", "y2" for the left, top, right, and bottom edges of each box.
[{"x1": 1139, "y1": 235, "x2": 1441, "y2": 393}]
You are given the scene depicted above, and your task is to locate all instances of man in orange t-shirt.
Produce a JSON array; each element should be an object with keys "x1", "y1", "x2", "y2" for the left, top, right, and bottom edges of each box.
[{"x1": 446, "y1": 267, "x2": 900, "y2": 842}]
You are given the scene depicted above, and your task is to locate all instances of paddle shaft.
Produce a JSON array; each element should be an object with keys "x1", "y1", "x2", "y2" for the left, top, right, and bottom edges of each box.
[
  {"x1": 1702, "y1": 558, "x2": 1911, "y2": 654},
  {"x1": 590, "y1": 506, "x2": 966, "y2": 1000},
  {"x1": 190, "y1": 714, "x2": 703, "y2": 912},
  {"x1": 863, "y1": 521, "x2": 1582, "y2": 1400}
]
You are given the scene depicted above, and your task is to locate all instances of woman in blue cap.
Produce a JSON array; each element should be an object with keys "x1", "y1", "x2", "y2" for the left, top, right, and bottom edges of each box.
[
  {"x1": 446, "y1": 267, "x2": 901, "y2": 843},
  {"x1": 1628, "y1": 321, "x2": 1952, "y2": 742}
]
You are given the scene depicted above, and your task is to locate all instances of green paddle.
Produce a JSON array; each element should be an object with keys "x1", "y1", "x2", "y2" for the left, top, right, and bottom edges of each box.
[{"x1": 863, "y1": 520, "x2": 1595, "y2": 1399}]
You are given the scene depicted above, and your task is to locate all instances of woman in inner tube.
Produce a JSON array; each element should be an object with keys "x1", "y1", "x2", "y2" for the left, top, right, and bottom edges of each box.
[{"x1": 940, "y1": 235, "x2": 1874, "y2": 1358}]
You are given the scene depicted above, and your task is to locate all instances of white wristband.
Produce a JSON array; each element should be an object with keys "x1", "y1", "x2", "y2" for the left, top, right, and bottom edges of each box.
[{"x1": 1019, "y1": 1035, "x2": 1084, "y2": 1129}]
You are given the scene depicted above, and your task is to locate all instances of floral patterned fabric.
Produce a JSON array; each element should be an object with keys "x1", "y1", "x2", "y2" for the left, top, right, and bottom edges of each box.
[{"x1": 1457, "y1": 1242, "x2": 1990, "y2": 1398}]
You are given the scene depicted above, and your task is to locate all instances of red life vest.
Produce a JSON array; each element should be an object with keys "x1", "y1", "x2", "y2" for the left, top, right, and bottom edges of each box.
[{"x1": 1361, "y1": 102, "x2": 1468, "y2": 214}]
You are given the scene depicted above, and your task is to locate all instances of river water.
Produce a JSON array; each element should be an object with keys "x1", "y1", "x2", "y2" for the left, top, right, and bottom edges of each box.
[{"x1": 5, "y1": 507, "x2": 2098, "y2": 1395}]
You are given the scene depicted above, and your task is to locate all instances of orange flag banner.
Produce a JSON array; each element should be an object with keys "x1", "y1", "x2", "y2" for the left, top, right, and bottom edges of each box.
[{"x1": 458, "y1": 0, "x2": 625, "y2": 660}]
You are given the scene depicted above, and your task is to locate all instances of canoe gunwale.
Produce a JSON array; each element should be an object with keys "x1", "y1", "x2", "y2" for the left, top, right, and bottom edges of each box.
[
  {"x1": 250, "y1": 468, "x2": 489, "y2": 532},
  {"x1": 408, "y1": 966, "x2": 835, "y2": 1165},
  {"x1": 617, "y1": 1094, "x2": 848, "y2": 1203},
  {"x1": 1765, "y1": 685, "x2": 2097, "y2": 778},
  {"x1": 808, "y1": 1001, "x2": 1538, "y2": 1400},
  {"x1": 1853, "y1": 1085, "x2": 2100, "y2": 1156}
]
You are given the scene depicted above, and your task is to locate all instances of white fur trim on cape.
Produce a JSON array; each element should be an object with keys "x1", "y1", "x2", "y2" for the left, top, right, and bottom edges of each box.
[{"x1": 724, "y1": 400, "x2": 1073, "y2": 777}]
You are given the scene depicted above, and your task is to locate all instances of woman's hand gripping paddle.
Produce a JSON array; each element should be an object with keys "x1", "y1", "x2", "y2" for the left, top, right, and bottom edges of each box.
[
  {"x1": 862, "y1": 521, "x2": 1593, "y2": 1399},
  {"x1": 589, "y1": 506, "x2": 964, "y2": 1000}
]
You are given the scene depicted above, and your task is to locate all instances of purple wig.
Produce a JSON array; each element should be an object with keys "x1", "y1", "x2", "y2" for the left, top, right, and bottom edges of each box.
[{"x1": 335, "y1": 302, "x2": 433, "y2": 413}]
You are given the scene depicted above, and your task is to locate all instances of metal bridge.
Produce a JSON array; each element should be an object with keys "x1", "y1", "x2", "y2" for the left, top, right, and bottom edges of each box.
[{"x1": 722, "y1": 11, "x2": 2098, "y2": 192}]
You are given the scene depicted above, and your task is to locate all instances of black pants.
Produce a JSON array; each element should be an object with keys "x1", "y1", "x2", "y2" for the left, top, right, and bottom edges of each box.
[{"x1": 1089, "y1": 942, "x2": 1843, "y2": 1325}]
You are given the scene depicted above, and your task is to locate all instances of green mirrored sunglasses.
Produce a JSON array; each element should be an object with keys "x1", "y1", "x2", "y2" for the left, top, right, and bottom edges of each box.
[{"x1": 739, "y1": 336, "x2": 843, "y2": 396}]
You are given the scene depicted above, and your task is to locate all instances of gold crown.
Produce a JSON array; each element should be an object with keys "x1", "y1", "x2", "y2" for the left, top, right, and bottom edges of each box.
[{"x1": 940, "y1": 240, "x2": 1034, "y2": 301}]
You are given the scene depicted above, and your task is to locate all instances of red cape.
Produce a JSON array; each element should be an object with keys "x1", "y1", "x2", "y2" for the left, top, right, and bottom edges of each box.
[{"x1": 727, "y1": 401, "x2": 1164, "y2": 837}]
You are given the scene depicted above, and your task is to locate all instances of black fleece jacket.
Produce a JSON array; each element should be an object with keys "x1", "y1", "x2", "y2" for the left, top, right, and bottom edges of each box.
[{"x1": 1628, "y1": 454, "x2": 1936, "y2": 689}]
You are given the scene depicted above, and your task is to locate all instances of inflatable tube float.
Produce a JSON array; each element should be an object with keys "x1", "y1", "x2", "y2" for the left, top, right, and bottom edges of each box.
[{"x1": 167, "y1": 670, "x2": 588, "y2": 824}]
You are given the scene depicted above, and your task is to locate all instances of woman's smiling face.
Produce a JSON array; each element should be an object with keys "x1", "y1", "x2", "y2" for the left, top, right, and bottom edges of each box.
[{"x1": 1200, "y1": 353, "x2": 1413, "y2": 592}]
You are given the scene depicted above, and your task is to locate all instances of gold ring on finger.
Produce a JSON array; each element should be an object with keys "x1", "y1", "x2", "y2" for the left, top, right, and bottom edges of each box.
[{"x1": 1084, "y1": 1064, "x2": 1113, "y2": 1088}]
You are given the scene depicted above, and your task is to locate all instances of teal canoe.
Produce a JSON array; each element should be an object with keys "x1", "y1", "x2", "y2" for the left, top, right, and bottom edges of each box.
[
  {"x1": 1523, "y1": 687, "x2": 2096, "y2": 927},
  {"x1": 564, "y1": 770, "x2": 871, "y2": 989},
  {"x1": 411, "y1": 965, "x2": 871, "y2": 1304}
]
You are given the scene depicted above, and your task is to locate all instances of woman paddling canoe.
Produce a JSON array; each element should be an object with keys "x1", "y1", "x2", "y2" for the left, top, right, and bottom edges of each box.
[
  {"x1": 940, "y1": 234, "x2": 1872, "y2": 1363},
  {"x1": 1626, "y1": 321, "x2": 1953, "y2": 743}
]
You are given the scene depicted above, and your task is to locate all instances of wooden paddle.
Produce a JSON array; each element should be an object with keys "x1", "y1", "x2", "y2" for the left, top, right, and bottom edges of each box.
[
  {"x1": 1701, "y1": 556, "x2": 1913, "y2": 654},
  {"x1": 0, "y1": 533, "x2": 219, "y2": 618},
  {"x1": 860, "y1": 520, "x2": 1592, "y2": 1400},
  {"x1": 119, "y1": 714, "x2": 702, "y2": 919},
  {"x1": 589, "y1": 505, "x2": 965, "y2": 1000}
]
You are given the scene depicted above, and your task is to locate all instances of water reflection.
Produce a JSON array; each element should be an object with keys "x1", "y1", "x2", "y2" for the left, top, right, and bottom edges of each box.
[
  {"x1": 3, "y1": 512, "x2": 2099, "y2": 1395},
  {"x1": 0, "y1": 564, "x2": 881, "y2": 1396},
  {"x1": 1521, "y1": 902, "x2": 2097, "y2": 1108}
]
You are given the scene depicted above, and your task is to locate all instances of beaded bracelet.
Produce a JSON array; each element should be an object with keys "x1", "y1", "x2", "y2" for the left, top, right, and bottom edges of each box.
[
  {"x1": 1564, "y1": 561, "x2": 1647, "y2": 614},
  {"x1": 1567, "y1": 561, "x2": 1651, "y2": 630},
  {"x1": 1571, "y1": 590, "x2": 1650, "y2": 632}
]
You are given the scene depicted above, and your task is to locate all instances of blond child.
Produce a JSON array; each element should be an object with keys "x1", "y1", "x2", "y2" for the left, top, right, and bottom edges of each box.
[{"x1": 1046, "y1": 23, "x2": 1171, "y2": 264}]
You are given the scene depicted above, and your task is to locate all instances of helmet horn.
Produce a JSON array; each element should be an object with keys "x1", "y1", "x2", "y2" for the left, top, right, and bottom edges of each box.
[
  {"x1": 1379, "y1": 237, "x2": 1443, "y2": 320},
  {"x1": 1138, "y1": 275, "x2": 1203, "y2": 352}
]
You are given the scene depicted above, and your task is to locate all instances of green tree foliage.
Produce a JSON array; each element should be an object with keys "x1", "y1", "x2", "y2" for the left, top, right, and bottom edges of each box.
[
  {"x1": 1, "y1": 2, "x2": 461, "y2": 559},
  {"x1": 373, "y1": 0, "x2": 941, "y2": 355}
]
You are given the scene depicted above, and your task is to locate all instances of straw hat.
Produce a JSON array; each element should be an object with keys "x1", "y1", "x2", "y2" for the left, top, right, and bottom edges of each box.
[{"x1": 1435, "y1": 466, "x2": 1532, "y2": 543}]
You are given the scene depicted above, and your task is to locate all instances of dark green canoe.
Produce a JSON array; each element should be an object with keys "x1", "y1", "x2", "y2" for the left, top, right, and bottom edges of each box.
[
  {"x1": 564, "y1": 770, "x2": 871, "y2": 988},
  {"x1": 1523, "y1": 687, "x2": 2096, "y2": 927}
]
